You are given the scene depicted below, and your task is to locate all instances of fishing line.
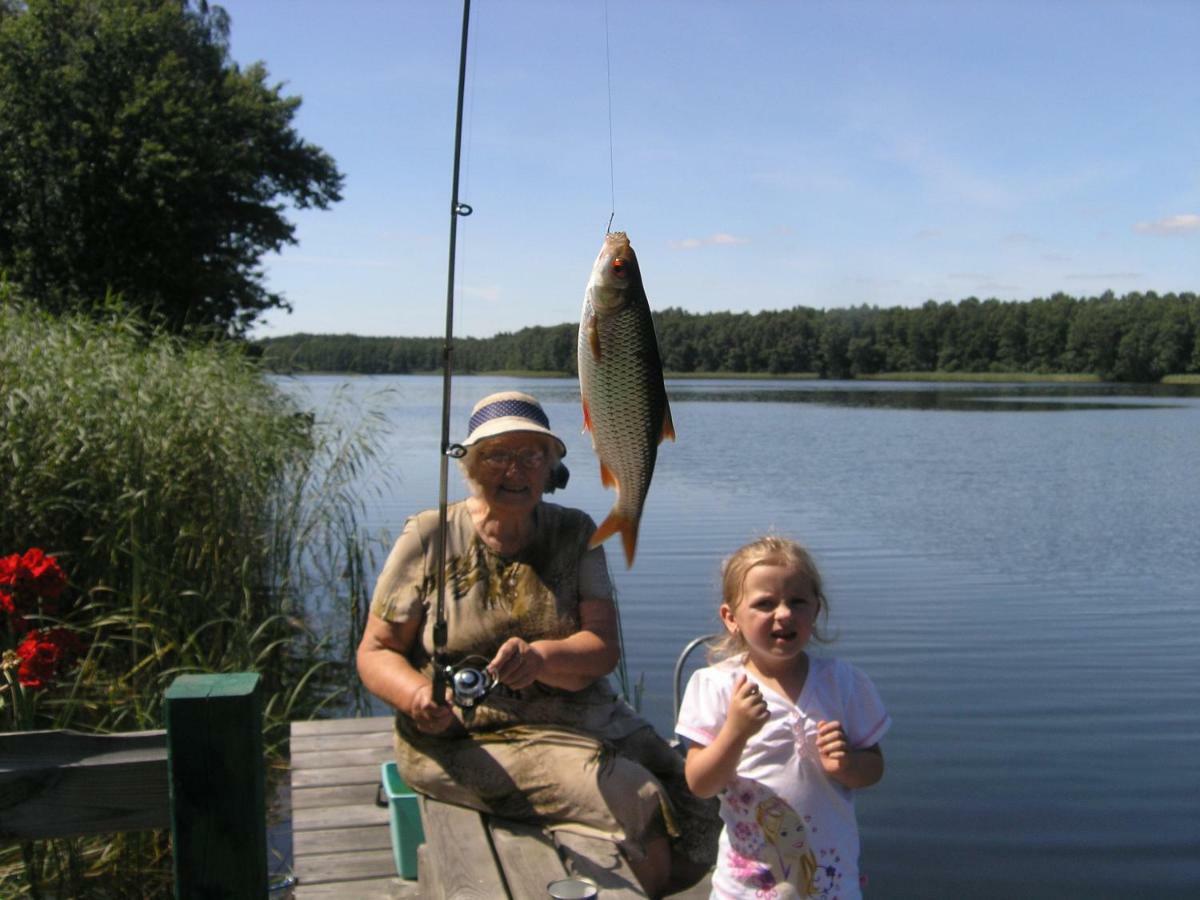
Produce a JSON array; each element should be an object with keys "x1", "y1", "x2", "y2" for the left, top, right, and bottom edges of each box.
[
  {"x1": 456, "y1": 0, "x2": 483, "y2": 328},
  {"x1": 603, "y1": 0, "x2": 616, "y2": 233}
]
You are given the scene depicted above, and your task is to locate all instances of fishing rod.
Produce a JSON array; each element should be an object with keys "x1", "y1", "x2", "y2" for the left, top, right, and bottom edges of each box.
[{"x1": 431, "y1": 0, "x2": 473, "y2": 708}]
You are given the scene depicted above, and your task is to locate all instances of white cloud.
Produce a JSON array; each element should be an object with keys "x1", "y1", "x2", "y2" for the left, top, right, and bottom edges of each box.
[
  {"x1": 668, "y1": 233, "x2": 750, "y2": 250},
  {"x1": 1133, "y1": 213, "x2": 1200, "y2": 235}
]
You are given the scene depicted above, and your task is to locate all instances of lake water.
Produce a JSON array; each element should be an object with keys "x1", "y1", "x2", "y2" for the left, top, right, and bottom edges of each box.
[{"x1": 280, "y1": 374, "x2": 1200, "y2": 899}]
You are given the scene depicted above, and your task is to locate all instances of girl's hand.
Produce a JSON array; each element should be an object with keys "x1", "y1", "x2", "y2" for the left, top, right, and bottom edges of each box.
[
  {"x1": 408, "y1": 681, "x2": 456, "y2": 734},
  {"x1": 727, "y1": 674, "x2": 769, "y2": 739},
  {"x1": 816, "y1": 720, "x2": 851, "y2": 774},
  {"x1": 487, "y1": 637, "x2": 546, "y2": 690}
]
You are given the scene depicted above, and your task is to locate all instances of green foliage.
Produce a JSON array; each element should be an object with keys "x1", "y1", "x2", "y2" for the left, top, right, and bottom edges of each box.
[
  {"x1": 255, "y1": 291, "x2": 1200, "y2": 383},
  {"x1": 0, "y1": 0, "x2": 343, "y2": 336},
  {"x1": 1, "y1": 299, "x2": 387, "y2": 893}
]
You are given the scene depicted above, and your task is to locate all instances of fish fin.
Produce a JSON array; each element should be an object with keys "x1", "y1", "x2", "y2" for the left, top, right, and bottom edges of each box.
[
  {"x1": 582, "y1": 399, "x2": 593, "y2": 433},
  {"x1": 599, "y1": 460, "x2": 618, "y2": 489},
  {"x1": 660, "y1": 400, "x2": 676, "y2": 443},
  {"x1": 587, "y1": 314, "x2": 602, "y2": 361},
  {"x1": 588, "y1": 509, "x2": 640, "y2": 567}
]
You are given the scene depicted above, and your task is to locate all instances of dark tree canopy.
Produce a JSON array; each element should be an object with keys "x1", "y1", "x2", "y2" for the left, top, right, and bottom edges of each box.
[
  {"x1": 0, "y1": 0, "x2": 343, "y2": 335},
  {"x1": 256, "y1": 291, "x2": 1200, "y2": 383}
]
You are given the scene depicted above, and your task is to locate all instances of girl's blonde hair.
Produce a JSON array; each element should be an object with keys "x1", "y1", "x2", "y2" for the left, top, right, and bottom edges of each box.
[{"x1": 709, "y1": 535, "x2": 830, "y2": 661}]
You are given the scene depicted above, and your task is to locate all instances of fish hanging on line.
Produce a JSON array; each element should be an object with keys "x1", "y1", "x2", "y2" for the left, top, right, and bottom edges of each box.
[{"x1": 578, "y1": 231, "x2": 675, "y2": 567}]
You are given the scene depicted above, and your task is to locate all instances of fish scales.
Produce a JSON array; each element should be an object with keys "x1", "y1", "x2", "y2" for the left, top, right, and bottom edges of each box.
[{"x1": 578, "y1": 231, "x2": 674, "y2": 567}]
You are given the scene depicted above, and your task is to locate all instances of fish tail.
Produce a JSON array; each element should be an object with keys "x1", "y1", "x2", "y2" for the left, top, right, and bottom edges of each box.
[{"x1": 588, "y1": 508, "x2": 640, "y2": 567}]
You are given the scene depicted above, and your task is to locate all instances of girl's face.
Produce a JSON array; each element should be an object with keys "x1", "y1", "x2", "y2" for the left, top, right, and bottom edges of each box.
[{"x1": 721, "y1": 562, "x2": 819, "y2": 671}]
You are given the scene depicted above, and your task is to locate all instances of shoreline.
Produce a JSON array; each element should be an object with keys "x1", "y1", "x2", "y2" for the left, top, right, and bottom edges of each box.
[{"x1": 264, "y1": 368, "x2": 1200, "y2": 386}]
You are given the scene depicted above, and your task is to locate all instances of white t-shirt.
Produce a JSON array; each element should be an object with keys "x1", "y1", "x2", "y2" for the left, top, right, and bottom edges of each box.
[{"x1": 676, "y1": 655, "x2": 891, "y2": 899}]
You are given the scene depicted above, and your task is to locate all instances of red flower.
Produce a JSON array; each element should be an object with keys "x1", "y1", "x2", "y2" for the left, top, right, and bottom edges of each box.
[
  {"x1": 1, "y1": 548, "x2": 67, "y2": 629},
  {"x1": 15, "y1": 627, "x2": 85, "y2": 691},
  {"x1": 20, "y1": 548, "x2": 67, "y2": 600}
]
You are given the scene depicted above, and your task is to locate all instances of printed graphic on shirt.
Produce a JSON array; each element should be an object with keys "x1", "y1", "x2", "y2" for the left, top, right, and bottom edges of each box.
[{"x1": 723, "y1": 776, "x2": 844, "y2": 899}]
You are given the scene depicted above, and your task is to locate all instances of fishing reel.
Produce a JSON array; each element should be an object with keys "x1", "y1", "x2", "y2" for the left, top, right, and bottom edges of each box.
[{"x1": 432, "y1": 655, "x2": 496, "y2": 720}]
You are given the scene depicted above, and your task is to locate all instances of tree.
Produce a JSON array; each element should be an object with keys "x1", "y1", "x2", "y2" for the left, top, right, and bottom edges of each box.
[{"x1": 0, "y1": 0, "x2": 343, "y2": 336}]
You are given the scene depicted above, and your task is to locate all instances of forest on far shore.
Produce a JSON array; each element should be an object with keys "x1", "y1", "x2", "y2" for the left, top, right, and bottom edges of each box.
[{"x1": 255, "y1": 290, "x2": 1200, "y2": 383}]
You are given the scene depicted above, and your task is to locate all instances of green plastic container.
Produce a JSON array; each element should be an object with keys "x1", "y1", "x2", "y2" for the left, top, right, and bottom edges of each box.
[{"x1": 380, "y1": 762, "x2": 425, "y2": 879}]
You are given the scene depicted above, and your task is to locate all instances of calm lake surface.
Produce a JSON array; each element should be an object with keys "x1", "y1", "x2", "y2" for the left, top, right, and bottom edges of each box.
[{"x1": 280, "y1": 374, "x2": 1200, "y2": 899}]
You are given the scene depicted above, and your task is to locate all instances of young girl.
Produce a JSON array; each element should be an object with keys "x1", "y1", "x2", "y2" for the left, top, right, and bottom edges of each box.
[{"x1": 676, "y1": 537, "x2": 890, "y2": 899}]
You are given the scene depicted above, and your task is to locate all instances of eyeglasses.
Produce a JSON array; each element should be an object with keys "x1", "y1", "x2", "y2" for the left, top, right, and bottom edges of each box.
[{"x1": 480, "y1": 448, "x2": 547, "y2": 470}]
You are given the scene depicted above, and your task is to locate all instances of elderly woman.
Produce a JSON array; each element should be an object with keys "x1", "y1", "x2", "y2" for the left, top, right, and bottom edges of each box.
[{"x1": 357, "y1": 391, "x2": 716, "y2": 897}]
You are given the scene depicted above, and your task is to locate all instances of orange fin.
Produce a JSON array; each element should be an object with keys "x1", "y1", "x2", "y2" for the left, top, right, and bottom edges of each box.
[
  {"x1": 582, "y1": 399, "x2": 593, "y2": 433},
  {"x1": 587, "y1": 314, "x2": 602, "y2": 361},
  {"x1": 588, "y1": 509, "x2": 640, "y2": 567},
  {"x1": 599, "y1": 460, "x2": 618, "y2": 489},
  {"x1": 660, "y1": 400, "x2": 676, "y2": 443}
]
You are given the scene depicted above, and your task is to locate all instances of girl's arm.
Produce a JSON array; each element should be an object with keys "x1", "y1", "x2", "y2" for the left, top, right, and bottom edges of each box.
[
  {"x1": 487, "y1": 596, "x2": 620, "y2": 691},
  {"x1": 356, "y1": 612, "x2": 456, "y2": 733},
  {"x1": 684, "y1": 674, "x2": 768, "y2": 798},
  {"x1": 816, "y1": 720, "x2": 885, "y2": 789}
]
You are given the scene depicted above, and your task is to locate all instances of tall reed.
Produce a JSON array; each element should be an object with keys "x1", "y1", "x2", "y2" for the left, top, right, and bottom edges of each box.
[{"x1": 0, "y1": 296, "x2": 387, "y2": 896}]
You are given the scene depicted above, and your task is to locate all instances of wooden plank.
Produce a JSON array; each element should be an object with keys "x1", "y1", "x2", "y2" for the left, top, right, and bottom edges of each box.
[
  {"x1": 291, "y1": 729, "x2": 395, "y2": 754},
  {"x1": 292, "y1": 780, "x2": 381, "y2": 810},
  {"x1": 295, "y1": 876, "x2": 419, "y2": 899},
  {"x1": 0, "y1": 730, "x2": 169, "y2": 839},
  {"x1": 488, "y1": 817, "x2": 569, "y2": 898},
  {"x1": 555, "y1": 830, "x2": 646, "y2": 899},
  {"x1": 293, "y1": 824, "x2": 393, "y2": 855},
  {"x1": 291, "y1": 715, "x2": 394, "y2": 738},
  {"x1": 292, "y1": 801, "x2": 389, "y2": 831},
  {"x1": 290, "y1": 745, "x2": 394, "y2": 770},
  {"x1": 291, "y1": 762, "x2": 381, "y2": 789},
  {"x1": 419, "y1": 798, "x2": 507, "y2": 900},
  {"x1": 165, "y1": 672, "x2": 267, "y2": 899},
  {"x1": 417, "y1": 845, "x2": 440, "y2": 899},
  {"x1": 294, "y1": 847, "x2": 397, "y2": 884}
]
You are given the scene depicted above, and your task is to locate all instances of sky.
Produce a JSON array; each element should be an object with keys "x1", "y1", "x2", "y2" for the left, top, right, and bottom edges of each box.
[{"x1": 220, "y1": 0, "x2": 1200, "y2": 340}]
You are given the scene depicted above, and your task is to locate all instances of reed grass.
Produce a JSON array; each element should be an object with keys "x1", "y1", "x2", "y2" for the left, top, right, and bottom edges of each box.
[{"x1": 0, "y1": 297, "x2": 388, "y2": 896}]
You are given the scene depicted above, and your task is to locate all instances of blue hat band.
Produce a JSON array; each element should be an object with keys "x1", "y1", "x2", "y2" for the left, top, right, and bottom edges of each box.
[{"x1": 468, "y1": 398, "x2": 550, "y2": 434}]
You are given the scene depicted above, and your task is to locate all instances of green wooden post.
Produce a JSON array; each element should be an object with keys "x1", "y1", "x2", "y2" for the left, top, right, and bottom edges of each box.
[{"x1": 165, "y1": 673, "x2": 267, "y2": 899}]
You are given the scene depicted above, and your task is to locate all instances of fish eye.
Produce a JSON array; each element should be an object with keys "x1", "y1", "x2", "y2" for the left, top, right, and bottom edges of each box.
[{"x1": 612, "y1": 257, "x2": 626, "y2": 273}]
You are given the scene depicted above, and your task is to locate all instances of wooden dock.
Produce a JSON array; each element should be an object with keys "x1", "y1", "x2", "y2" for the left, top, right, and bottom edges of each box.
[
  {"x1": 289, "y1": 716, "x2": 711, "y2": 899},
  {"x1": 290, "y1": 716, "x2": 418, "y2": 898}
]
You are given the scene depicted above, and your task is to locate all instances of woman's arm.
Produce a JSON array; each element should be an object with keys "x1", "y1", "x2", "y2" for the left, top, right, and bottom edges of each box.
[
  {"x1": 487, "y1": 596, "x2": 620, "y2": 691},
  {"x1": 683, "y1": 674, "x2": 768, "y2": 798},
  {"x1": 356, "y1": 612, "x2": 455, "y2": 733}
]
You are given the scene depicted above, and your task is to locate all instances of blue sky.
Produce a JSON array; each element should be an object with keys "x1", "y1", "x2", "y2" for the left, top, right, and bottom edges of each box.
[{"x1": 221, "y1": 0, "x2": 1200, "y2": 339}]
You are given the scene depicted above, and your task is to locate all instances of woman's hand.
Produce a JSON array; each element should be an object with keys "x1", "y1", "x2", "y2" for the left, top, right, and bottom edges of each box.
[
  {"x1": 487, "y1": 637, "x2": 546, "y2": 690},
  {"x1": 728, "y1": 674, "x2": 769, "y2": 740},
  {"x1": 408, "y1": 681, "x2": 456, "y2": 734}
]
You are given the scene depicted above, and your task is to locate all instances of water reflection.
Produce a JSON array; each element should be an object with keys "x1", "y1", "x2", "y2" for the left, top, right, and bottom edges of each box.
[{"x1": 501, "y1": 378, "x2": 1195, "y2": 412}]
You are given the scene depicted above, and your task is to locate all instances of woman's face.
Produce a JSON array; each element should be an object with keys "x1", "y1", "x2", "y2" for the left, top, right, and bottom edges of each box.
[{"x1": 470, "y1": 433, "x2": 552, "y2": 514}]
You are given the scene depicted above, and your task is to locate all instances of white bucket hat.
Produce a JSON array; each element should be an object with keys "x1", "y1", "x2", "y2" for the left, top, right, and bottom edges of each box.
[{"x1": 461, "y1": 391, "x2": 567, "y2": 457}]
